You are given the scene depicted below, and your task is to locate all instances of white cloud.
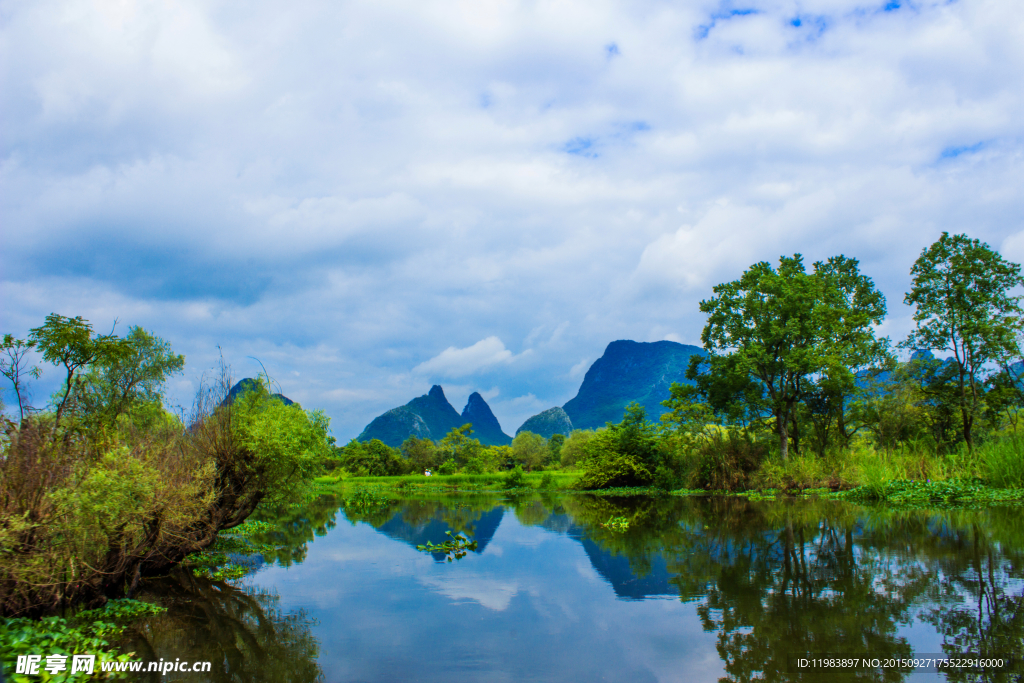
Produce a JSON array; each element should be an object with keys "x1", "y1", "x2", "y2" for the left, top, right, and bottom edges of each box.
[
  {"x1": 3, "y1": 0, "x2": 1024, "y2": 439},
  {"x1": 569, "y1": 358, "x2": 591, "y2": 378},
  {"x1": 413, "y1": 337, "x2": 524, "y2": 378}
]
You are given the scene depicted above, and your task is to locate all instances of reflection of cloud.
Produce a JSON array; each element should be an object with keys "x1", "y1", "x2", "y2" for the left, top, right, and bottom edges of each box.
[{"x1": 418, "y1": 573, "x2": 519, "y2": 611}]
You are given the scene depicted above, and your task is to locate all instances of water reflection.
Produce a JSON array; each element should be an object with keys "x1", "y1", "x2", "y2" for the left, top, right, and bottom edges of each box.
[
  {"x1": 129, "y1": 571, "x2": 323, "y2": 682},
  {"x1": 138, "y1": 492, "x2": 1024, "y2": 682}
]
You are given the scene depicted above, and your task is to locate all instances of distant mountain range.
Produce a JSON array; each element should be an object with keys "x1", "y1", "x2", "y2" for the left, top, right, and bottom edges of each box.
[
  {"x1": 560, "y1": 340, "x2": 704, "y2": 430},
  {"x1": 358, "y1": 385, "x2": 513, "y2": 447},
  {"x1": 357, "y1": 339, "x2": 705, "y2": 446}
]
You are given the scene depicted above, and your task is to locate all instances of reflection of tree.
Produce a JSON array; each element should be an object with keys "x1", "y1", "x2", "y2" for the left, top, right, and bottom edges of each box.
[
  {"x1": 565, "y1": 496, "x2": 930, "y2": 682},
  {"x1": 561, "y1": 494, "x2": 686, "y2": 580},
  {"x1": 695, "y1": 514, "x2": 923, "y2": 683},
  {"x1": 253, "y1": 494, "x2": 342, "y2": 567},
  {"x1": 128, "y1": 570, "x2": 322, "y2": 682},
  {"x1": 918, "y1": 509, "x2": 1024, "y2": 683}
]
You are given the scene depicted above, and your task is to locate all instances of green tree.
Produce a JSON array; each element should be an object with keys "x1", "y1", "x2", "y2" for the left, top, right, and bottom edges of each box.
[
  {"x1": 699, "y1": 255, "x2": 887, "y2": 460},
  {"x1": 806, "y1": 256, "x2": 891, "y2": 453},
  {"x1": 547, "y1": 433, "x2": 565, "y2": 464},
  {"x1": 437, "y1": 424, "x2": 482, "y2": 468},
  {"x1": 401, "y1": 436, "x2": 439, "y2": 473},
  {"x1": 480, "y1": 445, "x2": 514, "y2": 471},
  {"x1": 228, "y1": 381, "x2": 333, "y2": 509},
  {"x1": 576, "y1": 404, "x2": 661, "y2": 489},
  {"x1": 339, "y1": 439, "x2": 405, "y2": 476},
  {"x1": 903, "y1": 232, "x2": 1024, "y2": 451},
  {"x1": 27, "y1": 314, "x2": 132, "y2": 427},
  {"x1": 0, "y1": 335, "x2": 41, "y2": 424},
  {"x1": 77, "y1": 326, "x2": 185, "y2": 428},
  {"x1": 511, "y1": 431, "x2": 548, "y2": 471},
  {"x1": 559, "y1": 429, "x2": 595, "y2": 469}
]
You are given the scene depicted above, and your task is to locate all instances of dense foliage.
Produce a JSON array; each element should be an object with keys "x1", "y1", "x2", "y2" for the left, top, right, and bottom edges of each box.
[
  {"x1": 0, "y1": 315, "x2": 332, "y2": 616},
  {"x1": 327, "y1": 233, "x2": 1024, "y2": 495}
]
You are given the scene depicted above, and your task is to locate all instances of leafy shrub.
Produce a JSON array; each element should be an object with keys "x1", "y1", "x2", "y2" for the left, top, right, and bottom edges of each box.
[
  {"x1": 512, "y1": 432, "x2": 548, "y2": 471},
  {"x1": 653, "y1": 465, "x2": 679, "y2": 491},
  {"x1": 0, "y1": 599, "x2": 165, "y2": 679},
  {"x1": 691, "y1": 434, "x2": 765, "y2": 491},
  {"x1": 437, "y1": 458, "x2": 457, "y2": 475},
  {"x1": 502, "y1": 465, "x2": 526, "y2": 489},
  {"x1": 0, "y1": 373, "x2": 332, "y2": 617},
  {"x1": 577, "y1": 453, "x2": 653, "y2": 490},
  {"x1": 576, "y1": 405, "x2": 666, "y2": 489}
]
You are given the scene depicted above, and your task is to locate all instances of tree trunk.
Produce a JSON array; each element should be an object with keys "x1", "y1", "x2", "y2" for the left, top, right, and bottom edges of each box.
[{"x1": 779, "y1": 409, "x2": 789, "y2": 462}]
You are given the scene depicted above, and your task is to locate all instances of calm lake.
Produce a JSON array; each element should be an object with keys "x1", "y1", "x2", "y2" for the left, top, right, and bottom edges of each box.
[{"x1": 129, "y1": 492, "x2": 1024, "y2": 682}]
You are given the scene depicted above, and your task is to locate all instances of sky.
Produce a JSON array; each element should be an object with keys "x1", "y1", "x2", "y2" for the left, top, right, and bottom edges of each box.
[{"x1": 2, "y1": 0, "x2": 1023, "y2": 441}]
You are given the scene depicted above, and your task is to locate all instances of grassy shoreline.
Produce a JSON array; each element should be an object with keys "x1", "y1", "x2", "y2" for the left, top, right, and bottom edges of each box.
[{"x1": 316, "y1": 470, "x2": 1024, "y2": 507}]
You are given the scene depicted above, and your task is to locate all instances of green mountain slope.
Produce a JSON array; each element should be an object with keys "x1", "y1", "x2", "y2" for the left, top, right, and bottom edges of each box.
[
  {"x1": 560, "y1": 340, "x2": 705, "y2": 430},
  {"x1": 516, "y1": 407, "x2": 573, "y2": 438},
  {"x1": 357, "y1": 385, "x2": 511, "y2": 447},
  {"x1": 461, "y1": 392, "x2": 512, "y2": 446}
]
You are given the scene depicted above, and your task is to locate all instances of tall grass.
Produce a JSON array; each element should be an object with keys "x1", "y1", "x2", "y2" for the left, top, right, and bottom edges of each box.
[{"x1": 979, "y1": 436, "x2": 1024, "y2": 488}]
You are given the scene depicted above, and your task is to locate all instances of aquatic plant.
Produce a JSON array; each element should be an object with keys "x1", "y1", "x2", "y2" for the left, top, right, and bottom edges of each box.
[
  {"x1": 343, "y1": 487, "x2": 392, "y2": 514},
  {"x1": 416, "y1": 531, "x2": 478, "y2": 562},
  {"x1": 0, "y1": 599, "x2": 165, "y2": 680},
  {"x1": 600, "y1": 516, "x2": 630, "y2": 532}
]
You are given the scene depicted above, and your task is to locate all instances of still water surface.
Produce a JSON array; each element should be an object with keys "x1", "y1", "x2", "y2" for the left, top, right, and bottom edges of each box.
[{"x1": 131, "y1": 493, "x2": 1024, "y2": 682}]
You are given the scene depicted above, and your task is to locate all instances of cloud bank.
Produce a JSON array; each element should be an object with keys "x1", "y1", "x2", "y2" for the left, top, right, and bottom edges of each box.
[{"x1": 2, "y1": 0, "x2": 1023, "y2": 439}]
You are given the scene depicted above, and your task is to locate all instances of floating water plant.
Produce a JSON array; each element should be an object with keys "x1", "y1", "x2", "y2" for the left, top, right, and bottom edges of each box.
[
  {"x1": 344, "y1": 488, "x2": 392, "y2": 514},
  {"x1": 600, "y1": 516, "x2": 630, "y2": 532},
  {"x1": 416, "y1": 531, "x2": 479, "y2": 562}
]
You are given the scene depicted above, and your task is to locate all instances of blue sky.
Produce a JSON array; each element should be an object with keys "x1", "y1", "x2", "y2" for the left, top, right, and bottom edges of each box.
[{"x1": 3, "y1": 0, "x2": 1023, "y2": 441}]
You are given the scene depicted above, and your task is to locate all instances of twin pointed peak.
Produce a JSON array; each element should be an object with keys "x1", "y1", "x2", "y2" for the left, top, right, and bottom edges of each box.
[{"x1": 358, "y1": 385, "x2": 511, "y2": 447}]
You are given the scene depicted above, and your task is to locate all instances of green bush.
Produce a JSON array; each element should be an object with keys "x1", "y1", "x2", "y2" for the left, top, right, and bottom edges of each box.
[
  {"x1": 577, "y1": 453, "x2": 653, "y2": 490},
  {"x1": 653, "y1": 465, "x2": 678, "y2": 491},
  {"x1": 576, "y1": 404, "x2": 666, "y2": 489},
  {"x1": 503, "y1": 465, "x2": 526, "y2": 489}
]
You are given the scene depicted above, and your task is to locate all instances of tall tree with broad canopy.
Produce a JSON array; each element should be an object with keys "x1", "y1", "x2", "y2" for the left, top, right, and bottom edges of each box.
[
  {"x1": 699, "y1": 254, "x2": 887, "y2": 460},
  {"x1": 903, "y1": 232, "x2": 1024, "y2": 452}
]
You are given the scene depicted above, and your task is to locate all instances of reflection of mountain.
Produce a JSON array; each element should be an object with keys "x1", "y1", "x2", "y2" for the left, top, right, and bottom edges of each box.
[
  {"x1": 578, "y1": 539, "x2": 674, "y2": 600},
  {"x1": 369, "y1": 504, "x2": 676, "y2": 597},
  {"x1": 538, "y1": 514, "x2": 675, "y2": 600},
  {"x1": 374, "y1": 507, "x2": 504, "y2": 561}
]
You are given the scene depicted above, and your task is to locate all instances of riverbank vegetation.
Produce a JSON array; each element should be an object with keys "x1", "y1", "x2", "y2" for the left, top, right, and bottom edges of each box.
[
  {"x1": 0, "y1": 315, "x2": 332, "y2": 618},
  {"x1": 329, "y1": 233, "x2": 1024, "y2": 500},
  {"x1": 4, "y1": 232, "x2": 1024, "y2": 617}
]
